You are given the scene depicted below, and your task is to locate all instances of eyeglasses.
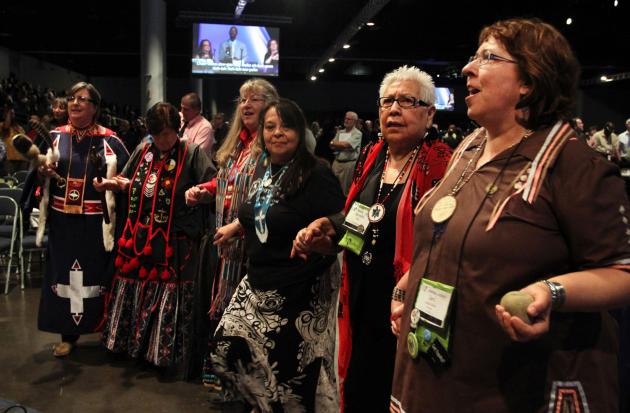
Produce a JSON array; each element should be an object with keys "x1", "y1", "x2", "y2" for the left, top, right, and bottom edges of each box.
[
  {"x1": 467, "y1": 50, "x2": 517, "y2": 66},
  {"x1": 378, "y1": 96, "x2": 429, "y2": 109},
  {"x1": 236, "y1": 96, "x2": 266, "y2": 104},
  {"x1": 66, "y1": 95, "x2": 94, "y2": 104}
]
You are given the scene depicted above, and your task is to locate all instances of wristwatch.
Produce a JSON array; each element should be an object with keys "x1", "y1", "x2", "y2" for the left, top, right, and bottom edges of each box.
[{"x1": 541, "y1": 280, "x2": 566, "y2": 310}]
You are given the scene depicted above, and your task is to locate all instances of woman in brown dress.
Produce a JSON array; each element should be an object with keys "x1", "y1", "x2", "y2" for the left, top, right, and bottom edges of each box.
[{"x1": 390, "y1": 18, "x2": 630, "y2": 413}]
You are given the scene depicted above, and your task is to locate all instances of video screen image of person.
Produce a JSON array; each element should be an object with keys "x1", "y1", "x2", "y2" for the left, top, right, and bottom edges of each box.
[
  {"x1": 195, "y1": 39, "x2": 214, "y2": 60},
  {"x1": 218, "y1": 26, "x2": 248, "y2": 64},
  {"x1": 263, "y1": 39, "x2": 279, "y2": 67}
]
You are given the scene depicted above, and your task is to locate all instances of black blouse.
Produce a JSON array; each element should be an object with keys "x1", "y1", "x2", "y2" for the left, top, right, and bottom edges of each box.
[{"x1": 239, "y1": 160, "x2": 345, "y2": 289}]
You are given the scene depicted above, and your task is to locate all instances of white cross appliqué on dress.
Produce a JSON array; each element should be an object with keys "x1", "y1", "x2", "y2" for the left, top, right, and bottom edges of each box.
[
  {"x1": 255, "y1": 209, "x2": 268, "y2": 243},
  {"x1": 54, "y1": 259, "x2": 102, "y2": 325}
]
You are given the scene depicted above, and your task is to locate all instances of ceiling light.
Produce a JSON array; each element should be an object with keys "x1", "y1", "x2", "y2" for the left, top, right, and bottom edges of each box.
[
  {"x1": 318, "y1": 68, "x2": 325, "y2": 73},
  {"x1": 614, "y1": 0, "x2": 618, "y2": 6},
  {"x1": 343, "y1": 44, "x2": 351, "y2": 49},
  {"x1": 366, "y1": 22, "x2": 375, "y2": 26},
  {"x1": 600, "y1": 75, "x2": 612, "y2": 82},
  {"x1": 436, "y1": 74, "x2": 440, "y2": 78},
  {"x1": 566, "y1": 17, "x2": 572, "y2": 25},
  {"x1": 328, "y1": 58, "x2": 335, "y2": 62},
  {"x1": 310, "y1": 76, "x2": 317, "y2": 81}
]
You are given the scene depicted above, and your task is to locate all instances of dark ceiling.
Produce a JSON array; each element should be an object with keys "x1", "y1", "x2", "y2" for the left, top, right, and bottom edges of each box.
[{"x1": 1, "y1": 0, "x2": 629, "y2": 85}]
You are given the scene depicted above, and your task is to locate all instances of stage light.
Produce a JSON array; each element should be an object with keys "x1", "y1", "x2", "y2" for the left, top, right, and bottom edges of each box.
[
  {"x1": 328, "y1": 58, "x2": 335, "y2": 62},
  {"x1": 310, "y1": 76, "x2": 317, "y2": 81},
  {"x1": 366, "y1": 22, "x2": 375, "y2": 26},
  {"x1": 319, "y1": 68, "x2": 325, "y2": 73},
  {"x1": 566, "y1": 17, "x2": 573, "y2": 25},
  {"x1": 343, "y1": 44, "x2": 351, "y2": 49}
]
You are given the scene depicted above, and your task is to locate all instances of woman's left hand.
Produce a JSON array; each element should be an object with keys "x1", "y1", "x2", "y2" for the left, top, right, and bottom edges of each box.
[
  {"x1": 213, "y1": 221, "x2": 241, "y2": 247},
  {"x1": 495, "y1": 282, "x2": 552, "y2": 342}
]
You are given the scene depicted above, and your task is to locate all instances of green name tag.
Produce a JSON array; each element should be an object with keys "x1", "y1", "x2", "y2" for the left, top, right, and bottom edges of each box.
[{"x1": 338, "y1": 231, "x2": 364, "y2": 255}]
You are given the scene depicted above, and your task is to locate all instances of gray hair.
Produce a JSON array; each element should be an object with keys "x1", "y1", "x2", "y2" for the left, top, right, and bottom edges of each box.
[{"x1": 379, "y1": 65, "x2": 436, "y2": 105}]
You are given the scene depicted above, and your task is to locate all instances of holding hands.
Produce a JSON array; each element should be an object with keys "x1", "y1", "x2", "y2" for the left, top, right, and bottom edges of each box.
[
  {"x1": 92, "y1": 175, "x2": 130, "y2": 192},
  {"x1": 290, "y1": 217, "x2": 337, "y2": 260},
  {"x1": 185, "y1": 185, "x2": 211, "y2": 206},
  {"x1": 213, "y1": 219, "x2": 242, "y2": 248}
]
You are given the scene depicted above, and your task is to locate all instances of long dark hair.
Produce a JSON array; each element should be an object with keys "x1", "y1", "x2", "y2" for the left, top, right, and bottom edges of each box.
[{"x1": 258, "y1": 98, "x2": 316, "y2": 198}]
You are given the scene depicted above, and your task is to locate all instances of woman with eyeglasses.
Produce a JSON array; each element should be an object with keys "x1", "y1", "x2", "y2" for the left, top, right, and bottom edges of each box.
[
  {"x1": 184, "y1": 78, "x2": 278, "y2": 385},
  {"x1": 390, "y1": 18, "x2": 630, "y2": 413},
  {"x1": 36, "y1": 82, "x2": 129, "y2": 357},
  {"x1": 291, "y1": 65, "x2": 452, "y2": 412},
  {"x1": 208, "y1": 98, "x2": 344, "y2": 412}
]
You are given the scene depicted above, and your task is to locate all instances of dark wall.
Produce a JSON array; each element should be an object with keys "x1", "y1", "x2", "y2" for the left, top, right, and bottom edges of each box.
[
  {"x1": 176, "y1": 76, "x2": 472, "y2": 134},
  {"x1": 578, "y1": 82, "x2": 630, "y2": 132}
]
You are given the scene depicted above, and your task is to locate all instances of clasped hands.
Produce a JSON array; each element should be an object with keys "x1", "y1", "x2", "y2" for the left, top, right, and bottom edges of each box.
[
  {"x1": 92, "y1": 175, "x2": 130, "y2": 192},
  {"x1": 290, "y1": 217, "x2": 337, "y2": 260},
  {"x1": 184, "y1": 185, "x2": 211, "y2": 206}
]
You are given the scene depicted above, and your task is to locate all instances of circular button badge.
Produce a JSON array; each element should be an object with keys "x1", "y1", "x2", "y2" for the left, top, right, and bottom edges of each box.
[{"x1": 407, "y1": 332, "x2": 419, "y2": 359}]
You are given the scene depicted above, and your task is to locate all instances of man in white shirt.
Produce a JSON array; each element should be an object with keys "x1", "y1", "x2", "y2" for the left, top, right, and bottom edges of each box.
[
  {"x1": 330, "y1": 111, "x2": 362, "y2": 195},
  {"x1": 218, "y1": 26, "x2": 248, "y2": 64},
  {"x1": 618, "y1": 118, "x2": 630, "y2": 163}
]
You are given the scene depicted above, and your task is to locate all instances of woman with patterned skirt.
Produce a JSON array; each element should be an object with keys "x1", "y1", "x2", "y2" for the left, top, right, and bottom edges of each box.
[
  {"x1": 208, "y1": 98, "x2": 345, "y2": 412},
  {"x1": 184, "y1": 78, "x2": 279, "y2": 386},
  {"x1": 99, "y1": 102, "x2": 214, "y2": 370}
]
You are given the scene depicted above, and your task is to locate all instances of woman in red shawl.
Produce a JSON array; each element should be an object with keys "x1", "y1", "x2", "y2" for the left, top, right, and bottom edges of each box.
[{"x1": 291, "y1": 65, "x2": 452, "y2": 412}]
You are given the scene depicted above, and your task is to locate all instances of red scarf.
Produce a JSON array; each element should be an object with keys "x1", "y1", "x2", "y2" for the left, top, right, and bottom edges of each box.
[{"x1": 337, "y1": 138, "x2": 452, "y2": 411}]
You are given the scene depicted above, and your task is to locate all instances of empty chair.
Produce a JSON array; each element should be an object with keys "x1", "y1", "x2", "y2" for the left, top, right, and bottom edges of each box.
[
  {"x1": 0, "y1": 196, "x2": 23, "y2": 294},
  {"x1": 0, "y1": 188, "x2": 25, "y2": 290}
]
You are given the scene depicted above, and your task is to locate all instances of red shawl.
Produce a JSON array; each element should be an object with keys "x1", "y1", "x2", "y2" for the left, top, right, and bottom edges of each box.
[{"x1": 338, "y1": 138, "x2": 452, "y2": 411}]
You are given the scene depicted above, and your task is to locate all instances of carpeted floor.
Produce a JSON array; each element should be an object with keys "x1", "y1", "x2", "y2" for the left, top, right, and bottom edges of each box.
[{"x1": 0, "y1": 276, "x2": 227, "y2": 413}]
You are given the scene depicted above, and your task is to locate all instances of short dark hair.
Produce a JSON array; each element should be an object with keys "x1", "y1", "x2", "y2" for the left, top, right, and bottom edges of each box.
[
  {"x1": 479, "y1": 18, "x2": 580, "y2": 129},
  {"x1": 182, "y1": 92, "x2": 202, "y2": 111},
  {"x1": 258, "y1": 98, "x2": 316, "y2": 198},
  {"x1": 146, "y1": 102, "x2": 181, "y2": 135},
  {"x1": 68, "y1": 82, "x2": 101, "y2": 121},
  {"x1": 52, "y1": 96, "x2": 67, "y2": 109}
]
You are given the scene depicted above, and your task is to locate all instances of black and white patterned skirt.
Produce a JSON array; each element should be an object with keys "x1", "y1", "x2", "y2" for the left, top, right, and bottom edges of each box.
[{"x1": 209, "y1": 262, "x2": 340, "y2": 413}]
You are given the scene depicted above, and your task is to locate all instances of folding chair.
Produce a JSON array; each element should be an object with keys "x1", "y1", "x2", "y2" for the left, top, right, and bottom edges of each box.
[
  {"x1": 0, "y1": 188, "x2": 25, "y2": 292},
  {"x1": 0, "y1": 196, "x2": 23, "y2": 294},
  {"x1": 22, "y1": 233, "x2": 47, "y2": 280}
]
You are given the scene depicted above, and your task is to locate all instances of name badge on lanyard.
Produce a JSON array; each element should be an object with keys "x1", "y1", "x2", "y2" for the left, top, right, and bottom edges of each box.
[
  {"x1": 407, "y1": 278, "x2": 454, "y2": 369},
  {"x1": 338, "y1": 201, "x2": 371, "y2": 255}
]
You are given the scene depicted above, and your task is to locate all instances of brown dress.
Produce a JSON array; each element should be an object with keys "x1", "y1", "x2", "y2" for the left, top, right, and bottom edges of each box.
[{"x1": 391, "y1": 124, "x2": 630, "y2": 413}]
